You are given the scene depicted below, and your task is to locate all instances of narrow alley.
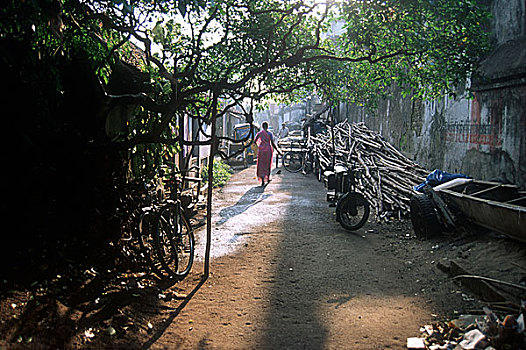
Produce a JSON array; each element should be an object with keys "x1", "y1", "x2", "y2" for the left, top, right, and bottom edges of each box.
[{"x1": 146, "y1": 163, "x2": 518, "y2": 349}]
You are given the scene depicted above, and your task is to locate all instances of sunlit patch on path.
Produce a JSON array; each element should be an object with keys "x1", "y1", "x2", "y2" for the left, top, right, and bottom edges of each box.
[{"x1": 195, "y1": 168, "x2": 291, "y2": 260}]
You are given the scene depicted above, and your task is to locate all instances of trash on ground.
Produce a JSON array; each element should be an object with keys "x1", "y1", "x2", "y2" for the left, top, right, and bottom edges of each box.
[{"x1": 411, "y1": 302, "x2": 525, "y2": 349}]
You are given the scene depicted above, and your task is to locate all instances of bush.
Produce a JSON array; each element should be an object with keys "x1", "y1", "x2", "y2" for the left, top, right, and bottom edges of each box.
[{"x1": 202, "y1": 159, "x2": 233, "y2": 188}]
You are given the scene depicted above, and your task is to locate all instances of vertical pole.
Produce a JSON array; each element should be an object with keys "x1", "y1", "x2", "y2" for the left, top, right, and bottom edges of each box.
[
  {"x1": 330, "y1": 105, "x2": 336, "y2": 169},
  {"x1": 179, "y1": 113, "x2": 185, "y2": 168},
  {"x1": 204, "y1": 93, "x2": 217, "y2": 279}
]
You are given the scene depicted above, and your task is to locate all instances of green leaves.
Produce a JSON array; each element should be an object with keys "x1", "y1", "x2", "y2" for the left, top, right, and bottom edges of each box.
[
  {"x1": 202, "y1": 159, "x2": 233, "y2": 188},
  {"x1": 308, "y1": 0, "x2": 491, "y2": 105},
  {"x1": 2, "y1": 0, "x2": 489, "y2": 175}
]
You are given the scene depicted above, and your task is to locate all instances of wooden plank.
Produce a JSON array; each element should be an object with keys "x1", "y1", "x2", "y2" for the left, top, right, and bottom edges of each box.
[{"x1": 447, "y1": 261, "x2": 507, "y2": 302}]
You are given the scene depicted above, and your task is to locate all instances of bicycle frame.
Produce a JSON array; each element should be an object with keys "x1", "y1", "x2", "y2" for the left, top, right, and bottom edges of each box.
[
  {"x1": 282, "y1": 136, "x2": 319, "y2": 175},
  {"x1": 131, "y1": 164, "x2": 197, "y2": 283}
]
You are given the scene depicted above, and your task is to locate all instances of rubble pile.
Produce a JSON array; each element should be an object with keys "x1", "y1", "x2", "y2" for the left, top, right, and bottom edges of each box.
[
  {"x1": 408, "y1": 304, "x2": 525, "y2": 349},
  {"x1": 311, "y1": 121, "x2": 428, "y2": 220}
]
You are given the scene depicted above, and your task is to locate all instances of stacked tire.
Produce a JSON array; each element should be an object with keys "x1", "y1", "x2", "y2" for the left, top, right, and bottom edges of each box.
[{"x1": 409, "y1": 194, "x2": 445, "y2": 238}]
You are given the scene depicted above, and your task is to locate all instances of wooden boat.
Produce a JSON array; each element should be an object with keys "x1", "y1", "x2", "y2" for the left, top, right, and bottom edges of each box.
[{"x1": 432, "y1": 178, "x2": 526, "y2": 243}]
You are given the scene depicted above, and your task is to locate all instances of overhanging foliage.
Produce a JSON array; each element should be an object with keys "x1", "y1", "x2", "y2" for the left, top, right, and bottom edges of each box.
[{"x1": 0, "y1": 0, "x2": 490, "y2": 251}]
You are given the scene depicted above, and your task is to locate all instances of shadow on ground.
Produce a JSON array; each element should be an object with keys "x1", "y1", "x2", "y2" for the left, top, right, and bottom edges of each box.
[
  {"x1": 256, "y1": 170, "x2": 433, "y2": 349},
  {"x1": 217, "y1": 186, "x2": 272, "y2": 225}
]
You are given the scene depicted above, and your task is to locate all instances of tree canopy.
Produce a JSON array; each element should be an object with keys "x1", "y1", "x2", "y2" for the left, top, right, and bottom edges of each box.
[
  {"x1": 2, "y1": 0, "x2": 490, "y2": 145},
  {"x1": 313, "y1": 0, "x2": 490, "y2": 105}
]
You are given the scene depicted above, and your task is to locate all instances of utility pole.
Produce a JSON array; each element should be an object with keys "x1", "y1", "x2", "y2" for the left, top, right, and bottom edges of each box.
[{"x1": 204, "y1": 91, "x2": 218, "y2": 279}]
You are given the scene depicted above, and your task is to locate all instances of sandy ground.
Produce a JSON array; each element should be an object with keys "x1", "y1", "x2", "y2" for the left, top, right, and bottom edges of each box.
[{"x1": 1, "y1": 161, "x2": 524, "y2": 349}]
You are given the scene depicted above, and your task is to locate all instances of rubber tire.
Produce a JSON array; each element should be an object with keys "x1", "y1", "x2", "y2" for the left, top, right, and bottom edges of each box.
[
  {"x1": 409, "y1": 194, "x2": 444, "y2": 239},
  {"x1": 282, "y1": 152, "x2": 303, "y2": 173},
  {"x1": 303, "y1": 153, "x2": 313, "y2": 174},
  {"x1": 156, "y1": 203, "x2": 195, "y2": 279},
  {"x1": 138, "y1": 210, "x2": 165, "y2": 278},
  {"x1": 336, "y1": 192, "x2": 370, "y2": 231},
  {"x1": 173, "y1": 211, "x2": 194, "y2": 278}
]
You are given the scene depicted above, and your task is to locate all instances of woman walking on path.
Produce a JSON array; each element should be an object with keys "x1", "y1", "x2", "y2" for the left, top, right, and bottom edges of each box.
[{"x1": 254, "y1": 121, "x2": 281, "y2": 186}]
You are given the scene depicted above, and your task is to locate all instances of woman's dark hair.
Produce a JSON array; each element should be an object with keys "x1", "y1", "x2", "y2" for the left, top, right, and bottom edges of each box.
[{"x1": 262, "y1": 121, "x2": 269, "y2": 130}]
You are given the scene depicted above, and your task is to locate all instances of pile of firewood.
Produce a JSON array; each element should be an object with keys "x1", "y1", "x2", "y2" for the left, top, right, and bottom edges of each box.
[{"x1": 311, "y1": 121, "x2": 429, "y2": 220}]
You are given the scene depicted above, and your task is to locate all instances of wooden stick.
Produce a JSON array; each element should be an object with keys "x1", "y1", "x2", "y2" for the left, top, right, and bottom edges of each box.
[
  {"x1": 311, "y1": 120, "x2": 430, "y2": 219},
  {"x1": 511, "y1": 262, "x2": 526, "y2": 271},
  {"x1": 453, "y1": 275, "x2": 526, "y2": 291}
]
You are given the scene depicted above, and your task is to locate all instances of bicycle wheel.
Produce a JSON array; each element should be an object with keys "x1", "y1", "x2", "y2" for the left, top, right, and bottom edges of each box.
[
  {"x1": 155, "y1": 203, "x2": 195, "y2": 279},
  {"x1": 138, "y1": 209, "x2": 165, "y2": 277},
  {"x1": 336, "y1": 192, "x2": 370, "y2": 231},
  {"x1": 303, "y1": 153, "x2": 314, "y2": 174},
  {"x1": 282, "y1": 151, "x2": 303, "y2": 173}
]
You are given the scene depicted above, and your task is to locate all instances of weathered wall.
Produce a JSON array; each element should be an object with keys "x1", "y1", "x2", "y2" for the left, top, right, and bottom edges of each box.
[
  {"x1": 341, "y1": 0, "x2": 526, "y2": 188},
  {"x1": 491, "y1": 0, "x2": 525, "y2": 44}
]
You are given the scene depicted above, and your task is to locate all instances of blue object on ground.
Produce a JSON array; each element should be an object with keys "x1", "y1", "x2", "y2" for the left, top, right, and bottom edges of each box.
[{"x1": 413, "y1": 169, "x2": 471, "y2": 192}]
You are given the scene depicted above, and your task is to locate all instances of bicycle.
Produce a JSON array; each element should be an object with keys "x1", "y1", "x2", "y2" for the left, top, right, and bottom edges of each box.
[
  {"x1": 281, "y1": 138, "x2": 319, "y2": 176},
  {"x1": 137, "y1": 165, "x2": 195, "y2": 281}
]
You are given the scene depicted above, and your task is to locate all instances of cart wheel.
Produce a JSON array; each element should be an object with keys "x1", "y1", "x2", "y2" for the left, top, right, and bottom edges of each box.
[
  {"x1": 336, "y1": 192, "x2": 369, "y2": 231},
  {"x1": 282, "y1": 151, "x2": 303, "y2": 173},
  {"x1": 410, "y1": 194, "x2": 444, "y2": 239}
]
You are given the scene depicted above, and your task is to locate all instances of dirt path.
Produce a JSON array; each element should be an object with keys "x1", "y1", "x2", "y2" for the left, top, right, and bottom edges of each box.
[
  {"x1": 147, "y1": 163, "x2": 500, "y2": 349},
  {"x1": 1, "y1": 159, "x2": 524, "y2": 349}
]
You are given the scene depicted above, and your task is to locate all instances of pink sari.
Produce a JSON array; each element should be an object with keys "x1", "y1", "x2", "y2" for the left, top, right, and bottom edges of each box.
[{"x1": 255, "y1": 130, "x2": 274, "y2": 182}]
